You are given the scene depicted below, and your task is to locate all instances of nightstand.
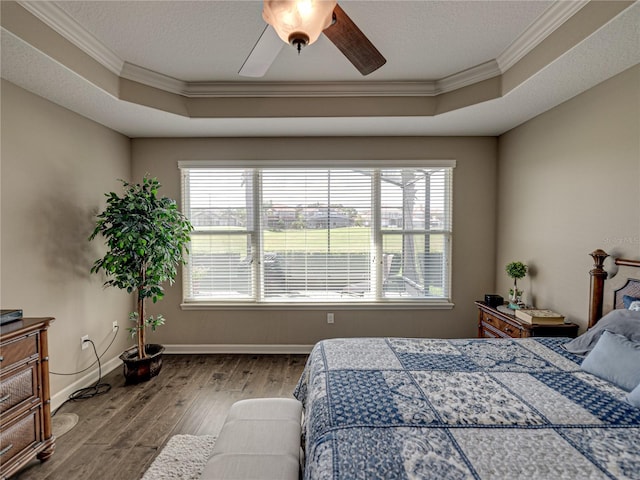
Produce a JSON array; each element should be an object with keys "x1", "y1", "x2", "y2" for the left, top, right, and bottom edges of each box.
[{"x1": 475, "y1": 301, "x2": 579, "y2": 339}]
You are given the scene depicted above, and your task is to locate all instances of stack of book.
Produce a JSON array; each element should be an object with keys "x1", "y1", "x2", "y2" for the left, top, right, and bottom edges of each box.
[{"x1": 515, "y1": 308, "x2": 565, "y2": 325}]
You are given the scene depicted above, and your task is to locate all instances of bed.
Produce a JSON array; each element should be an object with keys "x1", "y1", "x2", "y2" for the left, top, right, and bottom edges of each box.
[{"x1": 293, "y1": 250, "x2": 640, "y2": 479}]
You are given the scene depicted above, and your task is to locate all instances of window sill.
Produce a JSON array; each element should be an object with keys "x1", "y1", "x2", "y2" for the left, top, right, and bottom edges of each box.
[{"x1": 180, "y1": 301, "x2": 455, "y2": 311}]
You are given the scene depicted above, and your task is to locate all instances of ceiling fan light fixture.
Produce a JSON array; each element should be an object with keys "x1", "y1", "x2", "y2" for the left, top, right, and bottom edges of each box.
[{"x1": 263, "y1": 0, "x2": 337, "y2": 48}]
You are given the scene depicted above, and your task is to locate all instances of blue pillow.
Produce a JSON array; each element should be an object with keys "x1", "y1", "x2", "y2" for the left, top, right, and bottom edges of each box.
[
  {"x1": 624, "y1": 295, "x2": 640, "y2": 309},
  {"x1": 628, "y1": 383, "x2": 640, "y2": 408},
  {"x1": 581, "y1": 330, "x2": 640, "y2": 391},
  {"x1": 563, "y1": 308, "x2": 640, "y2": 356}
]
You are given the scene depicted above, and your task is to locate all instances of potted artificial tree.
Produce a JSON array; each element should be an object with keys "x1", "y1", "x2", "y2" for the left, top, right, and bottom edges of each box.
[
  {"x1": 505, "y1": 261, "x2": 528, "y2": 309},
  {"x1": 89, "y1": 176, "x2": 192, "y2": 383}
]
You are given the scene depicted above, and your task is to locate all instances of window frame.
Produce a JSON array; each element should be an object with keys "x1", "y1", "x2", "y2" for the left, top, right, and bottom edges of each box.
[{"x1": 179, "y1": 160, "x2": 455, "y2": 310}]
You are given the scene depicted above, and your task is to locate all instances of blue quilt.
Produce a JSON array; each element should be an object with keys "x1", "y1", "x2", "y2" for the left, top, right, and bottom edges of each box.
[{"x1": 293, "y1": 337, "x2": 640, "y2": 480}]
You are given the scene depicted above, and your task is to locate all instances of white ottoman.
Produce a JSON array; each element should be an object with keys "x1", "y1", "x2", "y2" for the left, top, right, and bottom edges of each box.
[{"x1": 200, "y1": 398, "x2": 303, "y2": 480}]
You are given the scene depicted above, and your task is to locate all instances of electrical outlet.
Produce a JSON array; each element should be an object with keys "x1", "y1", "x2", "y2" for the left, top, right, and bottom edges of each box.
[
  {"x1": 81, "y1": 335, "x2": 90, "y2": 350},
  {"x1": 327, "y1": 313, "x2": 334, "y2": 324},
  {"x1": 112, "y1": 321, "x2": 118, "y2": 332}
]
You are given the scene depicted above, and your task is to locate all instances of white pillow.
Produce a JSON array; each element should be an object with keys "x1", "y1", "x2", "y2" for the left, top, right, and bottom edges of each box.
[{"x1": 629, "y1": 301, "x2": 640, "y2": 312}]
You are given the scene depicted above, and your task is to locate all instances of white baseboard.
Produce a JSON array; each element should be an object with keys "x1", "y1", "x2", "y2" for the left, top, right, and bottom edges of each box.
[
  {"x1": 163, "y1": 344, "x2": 314, "y2": 355},
  {"x1": 50, "y1": 355, "x2": 122, "y2": 413}
]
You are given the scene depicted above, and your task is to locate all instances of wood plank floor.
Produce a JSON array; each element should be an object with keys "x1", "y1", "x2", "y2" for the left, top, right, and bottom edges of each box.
[{"x1": 12, "y1": 354, "x2": 307, "y2": 480}]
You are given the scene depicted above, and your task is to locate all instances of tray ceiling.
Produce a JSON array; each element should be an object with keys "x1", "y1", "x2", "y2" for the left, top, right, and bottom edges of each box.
[{"x1": 1, "y1": 1, "x2": 638, "y2": 137}]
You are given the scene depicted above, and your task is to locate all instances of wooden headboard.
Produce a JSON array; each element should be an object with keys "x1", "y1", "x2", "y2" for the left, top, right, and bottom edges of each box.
[{"x1": 588, "y1": 249, "x2": 640, "y2": 327}]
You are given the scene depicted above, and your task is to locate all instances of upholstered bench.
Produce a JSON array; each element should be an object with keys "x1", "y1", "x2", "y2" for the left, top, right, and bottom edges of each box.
[{"x1": 200, "y1": 398, "x2": 303, "y2": 480}]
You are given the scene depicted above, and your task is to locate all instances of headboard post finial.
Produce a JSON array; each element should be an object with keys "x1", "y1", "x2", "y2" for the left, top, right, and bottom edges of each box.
[{"x1": 588, "y1": 249, "x2": 609, "y2": 328}]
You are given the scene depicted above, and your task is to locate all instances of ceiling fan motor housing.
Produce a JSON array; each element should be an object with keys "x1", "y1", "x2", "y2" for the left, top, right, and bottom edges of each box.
[
  {"x1": 263, "y1": 0, "x2": 336, "y2": 46},
  {"x1": 289, "y1": 32, "x2": 310, "y2": 52}
]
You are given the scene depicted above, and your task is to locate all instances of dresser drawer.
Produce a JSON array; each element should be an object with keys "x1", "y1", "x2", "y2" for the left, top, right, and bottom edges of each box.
[
  {"x1": 0, "y1": 334, "x2": 38, "y2": 372},
  {"x1": 481, "y1": 312, "x2": 523, "y2": 338},
  {"x1": 0, "y1": 362, "x2": 38, "y2": 415},
  {"x1": 0, "y1": 409, "x2": 40, "y2": 465}
]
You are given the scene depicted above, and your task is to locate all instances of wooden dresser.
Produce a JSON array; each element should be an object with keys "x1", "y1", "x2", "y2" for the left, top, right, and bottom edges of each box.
[
  {"x1": 475, "y1": 301, "x2": 579, "y2": 339},
  {"x1": 0, "y1": 318, "x2": 55, "y2": 479}
]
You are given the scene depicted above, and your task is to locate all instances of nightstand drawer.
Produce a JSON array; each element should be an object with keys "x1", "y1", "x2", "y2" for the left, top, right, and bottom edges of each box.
[
  {"x1": 482, "y1": 312, "x2": 522, "y2": 338},
  {"x1": 481, "y1": 320, "x2": 521, "y2": 338}
]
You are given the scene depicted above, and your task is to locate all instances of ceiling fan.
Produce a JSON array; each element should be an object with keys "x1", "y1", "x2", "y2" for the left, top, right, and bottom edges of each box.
[{"x1": 239, "y1": 0, "x2": 386, "y2": 78}]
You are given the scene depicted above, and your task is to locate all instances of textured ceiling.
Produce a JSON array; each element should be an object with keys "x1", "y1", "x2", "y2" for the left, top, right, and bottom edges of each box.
[
  {"x1": 1, "y1": 1, "x2": 639, "y2": 137},
  {"x1": 53, "y1": 0, "x2": 552, "y2": 82}
]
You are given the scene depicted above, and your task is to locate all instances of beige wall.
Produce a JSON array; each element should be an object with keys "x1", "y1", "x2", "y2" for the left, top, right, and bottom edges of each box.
[
  {"x1": 132, "y1": 136, "x2": 498, "y2": 347},
  {"x1": 496, "y1": 65, "x2": 640, "y2": 330},
  {"x1": 0, "y1": 80, "x2": 133, "y2": 400}
]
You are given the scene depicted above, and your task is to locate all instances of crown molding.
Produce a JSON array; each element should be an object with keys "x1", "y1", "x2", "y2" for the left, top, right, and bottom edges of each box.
[
  {"x1": 121, "y1": 62, "x2": 185, "y2": 94},
  {"x1": 17, "y1": 0, "x2": 585, "y2": 99},
  {"x1": 122, "y1": 61, "x2": 441, "y2": 97},
  {"x1": 436, "y1": 60, "x2": 501, "y2": 94},
  {"x1": 497, "y1": 0, "x2": 589, "y2": 72},
  {"x1": 123, "y1": 61, "x2": 503, "y2": 98},
  {"x1": 18, "y1": 0, "x2": 124, "y2": 75},
  {"x1": 185, "y1": 80, "x2": 441, "y2": 98},
  {"x1": 122, "y1": 54, "x2": 501, "y2": 98}
]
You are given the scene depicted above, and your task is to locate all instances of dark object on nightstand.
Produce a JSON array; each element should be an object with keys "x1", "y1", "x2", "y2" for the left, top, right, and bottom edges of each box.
[
  {"x1": 484, "y1": 295, "x2": 503, "y2": 308},
  {"x1": 0, "y1": 309, "x2": 23, "y2": 325},
  {"x1": 475, "y1": 301, "x2": 579, "y2": 338}
]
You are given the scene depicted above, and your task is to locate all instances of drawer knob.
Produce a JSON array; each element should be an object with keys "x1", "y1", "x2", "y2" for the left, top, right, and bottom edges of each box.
[
  {"x1": 0, "y1": 443, "x2": 14, "y2": 457},
  {"x1": 0, "y1": 356, "x2": 4, "y2": 362},
  {"x1": 0, "y1": 393, "x2": 10, "y2": 403}
]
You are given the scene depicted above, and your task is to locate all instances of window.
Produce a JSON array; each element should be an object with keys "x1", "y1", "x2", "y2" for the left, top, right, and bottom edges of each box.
[{"x1": 180, "y1": 161, "x2": 454, "y2": 306}]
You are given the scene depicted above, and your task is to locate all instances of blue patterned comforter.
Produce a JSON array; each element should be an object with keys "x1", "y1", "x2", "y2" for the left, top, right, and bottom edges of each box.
[{"x1": 293, "y1": 337, "x2": 640, "y2": 479}]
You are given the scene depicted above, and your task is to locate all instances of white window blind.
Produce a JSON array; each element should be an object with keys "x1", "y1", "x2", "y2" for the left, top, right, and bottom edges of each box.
[{"x1": 180, "y1": 162, "x2": 453, "y2": 305}]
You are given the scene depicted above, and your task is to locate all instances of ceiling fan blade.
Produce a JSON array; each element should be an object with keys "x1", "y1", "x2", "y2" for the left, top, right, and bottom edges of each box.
[
  {"x1": 239, "y1": 25, "x2": 284, "y2": 77},
  {"x1": 323, "y1": 4, "x2": 386, "y2": 76}
]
